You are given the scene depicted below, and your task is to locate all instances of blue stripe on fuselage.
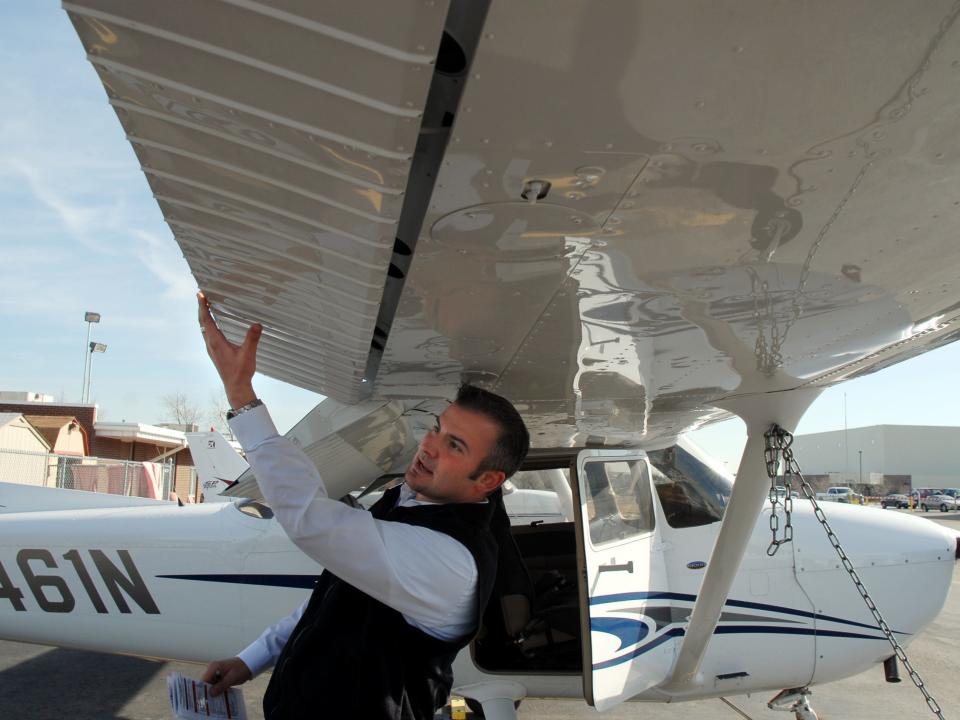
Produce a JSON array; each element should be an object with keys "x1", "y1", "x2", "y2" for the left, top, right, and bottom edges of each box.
[
  {"x1": 589, "y1": 591, "x2": 904, "y2": 634},
  {"x1": 590, "y1": 624, "x2": 887, "y2": 671}
]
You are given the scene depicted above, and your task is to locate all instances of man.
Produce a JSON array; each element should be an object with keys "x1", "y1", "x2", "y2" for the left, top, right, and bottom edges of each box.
[{"x1": 195, "y1": 293, "x2": 529, "y2": 719}]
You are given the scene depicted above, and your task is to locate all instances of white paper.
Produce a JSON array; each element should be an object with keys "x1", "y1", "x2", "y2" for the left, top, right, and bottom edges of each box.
[{"x1": 167, "y1": 672, "x2": 248, "y2": 720}]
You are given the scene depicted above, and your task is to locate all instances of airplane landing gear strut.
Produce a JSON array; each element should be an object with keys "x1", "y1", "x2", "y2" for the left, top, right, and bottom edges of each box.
[{"x1": 768, "y1": 687, "x2": 818, "y2": 720}]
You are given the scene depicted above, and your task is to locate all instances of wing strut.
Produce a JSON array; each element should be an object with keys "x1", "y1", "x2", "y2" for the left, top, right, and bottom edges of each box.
[{"x1": 669, "y1": 389, "x2": 821, "y2": 688}]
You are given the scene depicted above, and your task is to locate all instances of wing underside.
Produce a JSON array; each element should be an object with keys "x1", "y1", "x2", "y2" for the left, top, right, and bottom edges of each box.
[{"x1": 65, "y1": 0, "x2": 960, "y2": 447}]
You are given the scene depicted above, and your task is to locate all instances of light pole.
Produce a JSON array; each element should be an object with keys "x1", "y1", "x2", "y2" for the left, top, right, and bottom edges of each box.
[
  {"x1": 858, "y1": 449, "x2": 864, "y2": 505},
  {"x1": 85, "y1": 342, "x2": 107, "y2": 403},
  {"x1": 843, "y1": 392, "x2": 849, "y2": 483},
  {"x1": 81, "y1": 311, "x2": 101, "y2": 402}
]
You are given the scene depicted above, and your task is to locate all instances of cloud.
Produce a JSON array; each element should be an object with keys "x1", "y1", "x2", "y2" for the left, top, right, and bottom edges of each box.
[
  {"x1": 0, "y1": 4, "x2": 322, "y2": 426},
  {"x1": 1, "y1": 158, "x2": 194, "y2": 302},
  {"x1": 5, "y1": 159, "x2": 107, "y2": 251},
  {"x1": 130, "y1": 229, "x2": 196, "y2": 300}
]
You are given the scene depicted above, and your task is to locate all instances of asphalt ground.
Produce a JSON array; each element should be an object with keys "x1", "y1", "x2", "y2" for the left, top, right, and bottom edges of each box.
[{"x1": 0, "y1": 510, "x2": 957, "y2": 720}]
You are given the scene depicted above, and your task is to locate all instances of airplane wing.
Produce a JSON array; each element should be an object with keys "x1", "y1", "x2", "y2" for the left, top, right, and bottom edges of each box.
[
  {"x1": 63, "y1": 1, "x2": 960, "y2": 448},
  {"x1": 63, "y1": 0, "x2": 960, "y2": 684}
]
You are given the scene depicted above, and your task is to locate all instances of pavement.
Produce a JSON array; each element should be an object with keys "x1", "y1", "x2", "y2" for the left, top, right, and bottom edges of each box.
[{"x1": 0, "y1": 510, "x2": 957, "y2": 720}]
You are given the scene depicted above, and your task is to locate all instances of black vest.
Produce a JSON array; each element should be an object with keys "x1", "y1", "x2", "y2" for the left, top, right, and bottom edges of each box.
[{"x1": 263, "y1": 485, "x2": 501, "y2": 720}]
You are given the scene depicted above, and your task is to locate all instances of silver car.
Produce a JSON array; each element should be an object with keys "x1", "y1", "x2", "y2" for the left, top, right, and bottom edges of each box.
[{"x1": 919, "y1": 493, "x2": 959, "y2": 513}]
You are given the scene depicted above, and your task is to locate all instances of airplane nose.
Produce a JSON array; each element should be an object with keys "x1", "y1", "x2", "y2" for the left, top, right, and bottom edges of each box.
[
  {"x1": 796, "y1": 504, "x2": 955, "y2": 628},
  {"x1": 796, "y1": 505, "x2": 956, "y2": 685}
]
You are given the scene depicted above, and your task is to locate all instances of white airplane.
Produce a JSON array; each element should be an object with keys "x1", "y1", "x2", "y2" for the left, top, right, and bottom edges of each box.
[{"x1": 3, "y1": 1, "x2": 960, "y2": 718}]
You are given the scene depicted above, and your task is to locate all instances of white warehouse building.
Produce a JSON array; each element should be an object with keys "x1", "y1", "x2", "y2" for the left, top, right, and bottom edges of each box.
[{"x1": 791, "y1": 425, "x2": 960, "y2": 492}]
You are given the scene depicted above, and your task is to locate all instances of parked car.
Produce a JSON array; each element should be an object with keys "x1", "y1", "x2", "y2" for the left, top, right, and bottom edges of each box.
[
  {"x1": 917, "y1": 492, "x2": 959, "y2": 512},
  {"x1": 815, "y1": 486, "x2": 862, "y2": 503},
  {"x1": 912, "y1": 488, "x2": 946, "y2": 506},
  {"x1": 880, "y1": 493, "x2": 909, "y2": 509}
]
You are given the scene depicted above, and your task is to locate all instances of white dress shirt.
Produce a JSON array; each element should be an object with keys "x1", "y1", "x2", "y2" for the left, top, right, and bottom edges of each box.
[{"x1": 229, "y1": 404, "x2": 479, "y2": 676}]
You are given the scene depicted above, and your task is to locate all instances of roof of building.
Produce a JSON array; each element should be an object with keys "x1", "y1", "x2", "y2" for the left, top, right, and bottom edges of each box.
[
  {"x1": 0, "y1": 413, "x2": 52, "y2": 450},
  {"x1": 22, "y1": 415, "x2": 81, "y2": 448},
  {"x1": 797, "y1": 424, "x2": 960, "y2": 438},
  {"x1": 94, "y1": 422, "x2": 186, "y2": 447},
  {"x1": 0, "y1": 413, "x2": 23, "y2": 429}
]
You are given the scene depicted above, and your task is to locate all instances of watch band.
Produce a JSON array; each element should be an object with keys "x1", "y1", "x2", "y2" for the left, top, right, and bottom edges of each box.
[{"x1": 226, "y1": 398, "x2": 263, "y2": 420}]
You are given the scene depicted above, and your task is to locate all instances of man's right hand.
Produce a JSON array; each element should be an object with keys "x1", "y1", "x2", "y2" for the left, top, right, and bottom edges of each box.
[
  {"x1": 197, "y1": 291, "x2": 262, "y2": 410},
  {"x1": 201, "y1": 657, "x2": 253, "y2": 697}
]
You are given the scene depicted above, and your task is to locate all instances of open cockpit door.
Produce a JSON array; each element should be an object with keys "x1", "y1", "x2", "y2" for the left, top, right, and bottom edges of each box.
[{"x1": 575, "y1": 450, "x2": 678, "y2": 711}]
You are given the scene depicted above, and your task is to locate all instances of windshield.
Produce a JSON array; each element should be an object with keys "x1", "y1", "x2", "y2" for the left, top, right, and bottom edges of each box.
[{"x1": 646, "y1": 444, "x2": 732, "y2": 528}]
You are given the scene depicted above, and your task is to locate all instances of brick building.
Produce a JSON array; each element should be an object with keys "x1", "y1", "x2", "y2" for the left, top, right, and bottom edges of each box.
[{"x1": 0, "y1": 397, "x2": 198, "y2": 500}]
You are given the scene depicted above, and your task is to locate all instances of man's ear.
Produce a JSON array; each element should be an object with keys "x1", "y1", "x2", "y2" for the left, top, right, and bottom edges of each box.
[{"x1": 475, "y1": 469, "x2": 506, "y2": 496}]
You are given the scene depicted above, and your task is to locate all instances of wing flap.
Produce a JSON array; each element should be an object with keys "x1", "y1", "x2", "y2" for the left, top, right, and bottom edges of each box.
[{"x1": 65, "y1": 0, "x2": 451, "y2": 402}]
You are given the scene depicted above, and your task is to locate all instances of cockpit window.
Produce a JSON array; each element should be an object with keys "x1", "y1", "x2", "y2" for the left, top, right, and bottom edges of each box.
[
  {"x1": 583, "y1": 459, "x2": 655, "y2": 546},
  {"x1": 647, "y1": 445, "x2": 731, "y2": 528}
]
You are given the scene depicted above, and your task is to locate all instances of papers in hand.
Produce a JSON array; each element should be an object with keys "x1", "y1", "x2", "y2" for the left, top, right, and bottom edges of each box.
[{"x1": 167, "y1": 672, "x2": 248, "y2": 720}]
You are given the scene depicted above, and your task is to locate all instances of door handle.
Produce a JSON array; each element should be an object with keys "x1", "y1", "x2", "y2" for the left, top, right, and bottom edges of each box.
[{"x1": 598, "y1": 561, "x2": 634, "y2": 574}]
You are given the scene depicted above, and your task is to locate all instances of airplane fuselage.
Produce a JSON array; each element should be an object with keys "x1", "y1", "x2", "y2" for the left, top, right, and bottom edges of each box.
[{"x1": 0, "y1": 481, "x2": 952, "y2": 706}]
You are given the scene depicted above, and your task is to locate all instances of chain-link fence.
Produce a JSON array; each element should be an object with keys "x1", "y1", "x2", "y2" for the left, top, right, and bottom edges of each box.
[{"x1": 0, "y1": 448, "x2": 173, "y2": 500}]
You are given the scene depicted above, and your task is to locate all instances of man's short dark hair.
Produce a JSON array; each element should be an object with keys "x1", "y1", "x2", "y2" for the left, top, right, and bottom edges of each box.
[{"x1": 455, "y1": 384, "x2": 529, "y2": 479}]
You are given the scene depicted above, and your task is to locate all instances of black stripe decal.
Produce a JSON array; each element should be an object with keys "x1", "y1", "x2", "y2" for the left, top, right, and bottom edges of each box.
[{"x1": 156, "y1": 574, "x2": 318, "y2": 588}]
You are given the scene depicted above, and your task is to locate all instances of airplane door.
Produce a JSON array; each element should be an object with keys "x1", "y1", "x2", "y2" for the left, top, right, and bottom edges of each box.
[{"x1": 575, "y1": 450, "x2": 676, "y2": 711}]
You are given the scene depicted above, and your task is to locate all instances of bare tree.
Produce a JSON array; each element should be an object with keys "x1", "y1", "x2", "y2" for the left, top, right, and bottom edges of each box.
[
  {"x1": 160, "y1": 392, "x2": 202, "y2": 428},
  {"x1": 207, "y1": 388, "x2": 232, "y2": 436}
]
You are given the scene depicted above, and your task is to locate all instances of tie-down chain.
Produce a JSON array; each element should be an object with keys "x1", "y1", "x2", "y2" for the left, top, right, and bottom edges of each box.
[{"x1": 763, "y1": 425, "x2": 944, "y2": 719}]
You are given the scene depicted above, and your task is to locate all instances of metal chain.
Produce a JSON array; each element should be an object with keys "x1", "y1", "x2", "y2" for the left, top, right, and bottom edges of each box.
[
  {"x1": 764, "y1": 428, "x2": 793, "y2": 556},
  {"x1": 750, "y1": 271, "x2": 785, "y2": 378},
  {"x1": 766, "y1": 424, "x2": 945, "y2": 719}
]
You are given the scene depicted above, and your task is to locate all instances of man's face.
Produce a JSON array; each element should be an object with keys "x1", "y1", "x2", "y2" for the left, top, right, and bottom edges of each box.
[{"x1": 404, "y1": 402, "x2": 506, "y2": 504}]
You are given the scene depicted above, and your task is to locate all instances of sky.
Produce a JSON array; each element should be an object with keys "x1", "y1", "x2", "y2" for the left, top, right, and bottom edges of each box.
[
  {"x1": 2, "y1": 3, "x2": 960, "y2": 464},
  {"x1": 0, "y1": 3, "x2": 324, "y2": 433}
]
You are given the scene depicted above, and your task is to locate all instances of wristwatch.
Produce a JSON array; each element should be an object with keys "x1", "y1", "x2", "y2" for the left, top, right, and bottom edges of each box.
[{"x1": 226, "y1": 398, "x2": 263, "y2": 420}]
